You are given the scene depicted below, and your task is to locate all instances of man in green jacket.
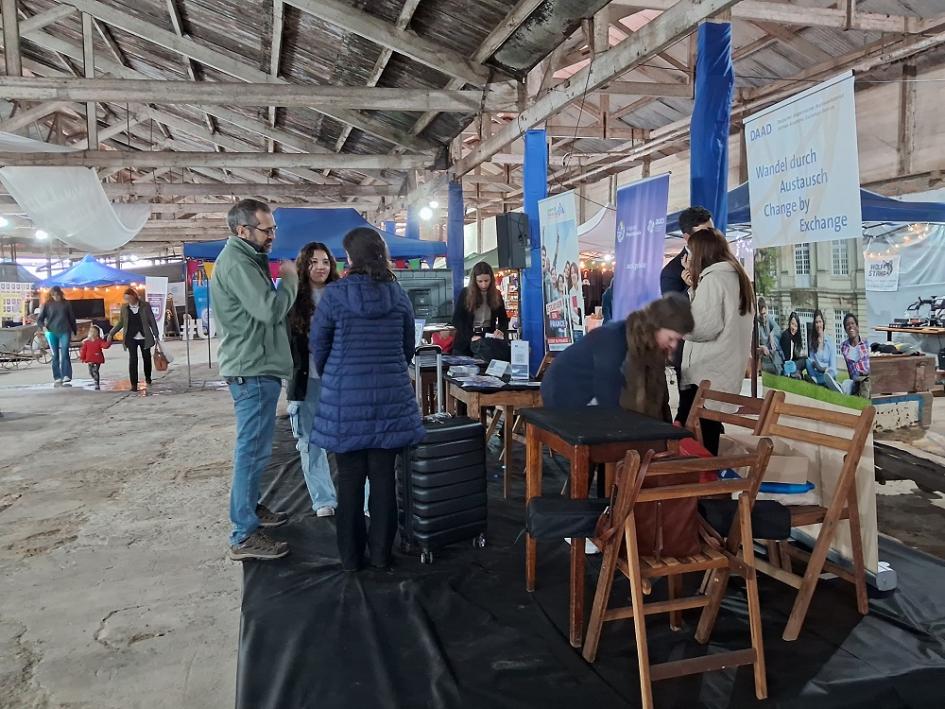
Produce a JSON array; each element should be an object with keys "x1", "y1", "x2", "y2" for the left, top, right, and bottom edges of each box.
[{"x1": 212, "y1": 198, "x2": 298, "y2": 561}]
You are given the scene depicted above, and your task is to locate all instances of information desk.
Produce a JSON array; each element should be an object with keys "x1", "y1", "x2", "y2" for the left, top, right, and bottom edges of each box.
[
  {"x1": 446, "y1": 379, "x2": 542, "y2": 499},
  {"x1": 873, "y1": 325, "x2": 945, "y2": 343},
  {"x1": 518, "y1": 407, "x2": 692, "y2": 648}
]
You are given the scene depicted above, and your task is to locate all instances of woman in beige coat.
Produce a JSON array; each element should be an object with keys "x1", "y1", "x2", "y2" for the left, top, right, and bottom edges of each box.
[{"x1": 677, "y1": 228, "x2": 755, "y2": 453}]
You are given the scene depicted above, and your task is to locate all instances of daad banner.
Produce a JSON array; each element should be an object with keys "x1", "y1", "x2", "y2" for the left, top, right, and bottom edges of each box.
[
  {"x1": 744, "y1": 71, "x2": 862, "y2": 248},
  {"x1": 145, "y1": 276, "x2": 168, "y2": 340},
  {"x1": 866, "y1": 255, "x2": 900, "y2": 292},
  {"x1": 614, "y1": 174, "x2": 670, "y2": 320},
  {"x1": 538, "y1": 190, "x2": 583, "y2": 351}
]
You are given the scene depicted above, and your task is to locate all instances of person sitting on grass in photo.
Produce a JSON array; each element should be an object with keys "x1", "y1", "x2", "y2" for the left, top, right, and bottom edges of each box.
[
  {"x1": 805, "y1": 309, "x2": 839, "y2": 390},
  {"x1": 79, "y1": 325, "x2": 111, "y2": 391},
  {"x1": 840, "y1": 313, "x2": 871, "y2": 399},
  {"x1": 779, "y1": 311, "x2": 807, "y2": 378}
]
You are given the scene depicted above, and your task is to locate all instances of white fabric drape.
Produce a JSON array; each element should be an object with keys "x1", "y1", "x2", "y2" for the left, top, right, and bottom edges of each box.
[{"x1": 0, "y1": 132, "x2": 149, "y2": 252}]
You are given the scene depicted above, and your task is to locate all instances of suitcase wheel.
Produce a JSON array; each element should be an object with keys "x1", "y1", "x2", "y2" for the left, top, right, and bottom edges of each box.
[
  {"x1": 473, "y1": 533, "x2": 486, "y2": 550},
  {"x1": 420, "y1": 551, "x2": 434, "y2": 565}
]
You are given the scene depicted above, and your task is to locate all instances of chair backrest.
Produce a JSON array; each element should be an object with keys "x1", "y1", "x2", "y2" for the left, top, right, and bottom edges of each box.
[
  {"x1": 685, "y1": 380, "x2": 776, "y2": 444},
  {"x1": 758, "y1": 391, "x2": 875, "y2": 461}
]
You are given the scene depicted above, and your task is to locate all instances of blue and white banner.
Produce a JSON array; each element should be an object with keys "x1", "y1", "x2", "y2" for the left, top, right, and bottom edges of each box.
[
  {"x1": 614, "y1": 174, "x2": 670, "y2": 320},
  {"x1": 538, "y1": 190, "x2": 583, "y2": 350},
  {"x1": 744, "y1": 71, "x2": 862, "y2": 248}
]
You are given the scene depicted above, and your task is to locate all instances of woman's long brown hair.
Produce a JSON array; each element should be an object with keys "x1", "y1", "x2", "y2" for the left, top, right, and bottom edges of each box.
[
  {"x1": 687, "y1": 228, "x2": 754, "y2": 316},
  {"x1": 289, "y1": 241, "x2": 339, "y2": 335},
  {"x1": 464, "y1": 261, "x2": 502, "y2": 313}
]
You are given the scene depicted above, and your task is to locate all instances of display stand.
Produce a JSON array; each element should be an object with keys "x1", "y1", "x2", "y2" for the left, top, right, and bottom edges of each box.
[{"x1": 496, "y1": 269, "x2": 520, "y2": 337}]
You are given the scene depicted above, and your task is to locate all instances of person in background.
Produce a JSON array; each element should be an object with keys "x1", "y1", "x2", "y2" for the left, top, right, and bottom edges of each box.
[
  {"x1": 779, "y1": 312, "x2": 807, "y2": 377},
  {"x1": 840, "y1": 313, "x2": 871, "y2": 398},
  {"x1": 37, "y1": 285, "x2": 77, "y2": 387},
  {"x1": 287, "y1": 241, "x2": 340, "y2": 518},
  {"x1": 451, "y1": 261, "x2": 509, "y2": 357},
  {"x1": 756, "y1": 297, "x2": 783, "y2": 375},
  {"x1": 311, "y1": 228, "x2": 425, "y2": 572},
  {"x1": 79, "y1": 325, "x2": 110, "y2": 390},
  {"x1": 601, "y1": 282, "x2": 614, "y2": 324},
  {"x1": 678, "y1": 229, "x2": 755, "y2": 455},
  {"x1": 806, "y1": 309, "x2": 837, "y2": 387},
  {"x1": 212, "y1": 198, "x2": 298, "y2": 562},
  {"x1": 108, "y1": 288, "x2": 161, "y2": 393}
]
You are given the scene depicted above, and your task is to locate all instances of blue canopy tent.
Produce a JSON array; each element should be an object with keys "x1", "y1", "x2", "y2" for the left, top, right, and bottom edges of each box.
[
  {"x1": 182, "y1": 208, "x2": 447, "y2": 262},
  {"x1": 37, "y1": 254, "x2": 136, "y2": 288},
  {"x1": 666, "y1": 182, "x2": 945, "y2": 232}
]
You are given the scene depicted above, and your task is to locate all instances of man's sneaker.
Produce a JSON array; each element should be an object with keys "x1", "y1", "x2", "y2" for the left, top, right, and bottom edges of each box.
[
  {"x1": 229, "y1": 531, "x2": 289, "y2": 561},
  {"x1": 256, "y1": 504, "x2": 288, "y2": 527},
  {"x1": 315, "y1": 506, "x2": 336, "y2": 518},
  {"x1": 53, "y1": 379, "x2": 63, "y2": 387}
]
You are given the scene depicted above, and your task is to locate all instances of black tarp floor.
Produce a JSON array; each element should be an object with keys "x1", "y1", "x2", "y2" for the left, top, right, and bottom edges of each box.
[{"x1": 237, "y1": 423, "x2": 945, "y2": 709}]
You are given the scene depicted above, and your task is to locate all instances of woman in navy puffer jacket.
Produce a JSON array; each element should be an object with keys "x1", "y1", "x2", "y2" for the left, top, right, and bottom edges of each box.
[{"x1": 310, "y1": 227, "x2": 425, "y2": 571}]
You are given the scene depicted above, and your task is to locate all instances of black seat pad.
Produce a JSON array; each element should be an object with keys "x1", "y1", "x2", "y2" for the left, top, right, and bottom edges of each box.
[
  {"x1": 698, "y1": 499, "x2": 791, "y2": 540},
  {"x1": 526, "y1": 496, "x2": 609, "y2": 540}
]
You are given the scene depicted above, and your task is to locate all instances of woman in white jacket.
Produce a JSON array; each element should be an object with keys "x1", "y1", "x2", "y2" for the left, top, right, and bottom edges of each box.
[{"x1": 677, "y1": 228, "x2": 755, "y2": 454}]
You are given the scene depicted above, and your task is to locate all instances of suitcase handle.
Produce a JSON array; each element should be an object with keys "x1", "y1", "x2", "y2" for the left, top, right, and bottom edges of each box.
[{"x1": 415, "y1": 344, "x2": 445, "y2": 416}]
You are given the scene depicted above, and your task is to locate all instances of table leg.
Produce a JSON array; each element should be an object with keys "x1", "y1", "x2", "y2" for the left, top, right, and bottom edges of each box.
[
  {"x1": 525, "y1": 424, "x2": 542, "y2": 593},
  {"x1": 604, "y1": 462, "x2": 616, "y2": 498},
  {"x1": 569, "y1": 445, "x2": 591, "y2": 648},
  {"x1": 502, "y1": 404, "x2": 513, "y2": 499}
]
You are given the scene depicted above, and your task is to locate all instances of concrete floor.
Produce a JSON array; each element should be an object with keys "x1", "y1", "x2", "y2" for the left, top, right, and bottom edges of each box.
[{"x1": 1, "y1": 347, "x2": 944, "y2": 708}]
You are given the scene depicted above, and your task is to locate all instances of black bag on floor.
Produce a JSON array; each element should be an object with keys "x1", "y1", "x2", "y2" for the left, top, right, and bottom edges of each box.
[{"x1": 398, "y1": 345, "x2": 488, "y2": 564}]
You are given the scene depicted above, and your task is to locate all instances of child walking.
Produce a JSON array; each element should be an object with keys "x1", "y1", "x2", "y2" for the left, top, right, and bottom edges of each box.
[{"x1": 79, "y1": 326, "x2": 110, "y2": 390}]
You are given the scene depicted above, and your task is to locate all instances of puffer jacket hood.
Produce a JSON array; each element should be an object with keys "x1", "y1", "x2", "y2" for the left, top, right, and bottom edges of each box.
[{"x1": 332, "y1": 274, "x2": 400, "y2": 318}]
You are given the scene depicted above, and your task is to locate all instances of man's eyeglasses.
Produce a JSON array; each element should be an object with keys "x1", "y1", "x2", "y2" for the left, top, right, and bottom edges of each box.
[{"x1": 242, "y1": 224, "x2": 277, "y2": 237}]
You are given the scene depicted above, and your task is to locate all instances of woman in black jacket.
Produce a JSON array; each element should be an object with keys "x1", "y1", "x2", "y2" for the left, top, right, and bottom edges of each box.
[
  {"x1": 779, "y1": 311, "x2": 807, "y2": 376},
  {"x1": 451, "y1": 261, "x2": 509, "y2": 357},
  {"x1": 287, "y1": 241, "x2": 340, "y2": 517},
  {"x1": 107, "y1": 288, "x2": 161, "y2": 392}
]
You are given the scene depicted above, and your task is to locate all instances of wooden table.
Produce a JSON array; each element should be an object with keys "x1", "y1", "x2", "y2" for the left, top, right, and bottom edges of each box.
[
  {"x1": 519, "y1": 407, "x2": 692, "y2": 648},
  {"x1": 447, "y1": 380, "x2": 542, "y2": 498},
  {"x1": 873, "y1": 325, "x2": 945, "y2": 343}
]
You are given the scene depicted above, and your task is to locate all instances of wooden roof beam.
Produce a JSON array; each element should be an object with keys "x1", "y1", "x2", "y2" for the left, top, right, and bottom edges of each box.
[
  {"x1": 1, "y1": 0, "x2": 21, "y2": 76},
  {"x1": 99, "y1": 183, "x2": 400, "y2": 198},
  {"x1": 268, "y1": 0, "x2": 284, "y2": 154}
]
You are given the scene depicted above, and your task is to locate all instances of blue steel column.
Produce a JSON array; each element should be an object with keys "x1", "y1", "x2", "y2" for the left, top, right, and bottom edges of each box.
[
  {"x1": 383, "y1": 220, "x2": 396, "y2": 233},
  {"x1": 446, "y1": 179, "x2": 465, "y2": 303},
  {"x1": 405, "y1": 206, "x2": 420, "y2": 240},
  {"x1": 522, "y1": 129, "x2": 548, "y2": 374}
]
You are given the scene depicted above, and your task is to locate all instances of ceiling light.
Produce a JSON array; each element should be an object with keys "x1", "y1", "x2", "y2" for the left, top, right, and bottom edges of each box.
[
  {"x1": 0, "y1": 216, "x2": 8, "y2": 228},
  {"x1": 129, "y1": 254, "x2": 140, "y2": 263},
  {"x1": 419, "y1": 206, "x2": 433, "y2": 221},
  {"x1": 34, "y1": 229, "x2": 48, "y2": 240},
  {"x1": 604, "y1": 253, "x2": 613, "y2": 262},
  {"x1": 428, "y1": 200, "x2": 439, "y2": 209}
]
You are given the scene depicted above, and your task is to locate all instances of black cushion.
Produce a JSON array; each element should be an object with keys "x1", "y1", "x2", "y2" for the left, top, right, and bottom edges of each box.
[
  {"x1": 517, "y1": 407, "x2": 692, "y2": 445},
  {"x1": 526, "y1": 496, "x2": 609, "y2": 540},
  {"x1": 698, "y1": 500, "x2": 791, "y2": 540}
]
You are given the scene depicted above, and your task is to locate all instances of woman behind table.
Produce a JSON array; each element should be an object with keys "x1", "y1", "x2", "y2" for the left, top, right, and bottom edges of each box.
[
  {"x1": 840, "y1": 313, "x2": 872, "y2": 398},
  {"x1": 311, "y1": 228, "x2": 425, "y2": 571},
  {"x1": 779, "y1": 312, "x2": 807, "y2": 377},
  {"x1": 451, "y1": 261, "x2": 509, "y2": 357},
  {"x1": 805, "y1": 309, "x2": 837, "y2": 387},
  {"x1": 677, "y1": 228, "x2": 755, "y2": 454},
  {"x1": 108, "y1": 287, "x2": 160, "y2": 392},
  {"x1": 36, "y1": 285, "x2": 77, "y2": 386},
  {"x1": 287, "y1": 241, "x2": 339, "y2": 518}
]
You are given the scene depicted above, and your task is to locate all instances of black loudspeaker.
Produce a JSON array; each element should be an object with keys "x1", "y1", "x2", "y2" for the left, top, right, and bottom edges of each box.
[{"x1": 495, "y1": 212, "x2": 530, "y2": 269}]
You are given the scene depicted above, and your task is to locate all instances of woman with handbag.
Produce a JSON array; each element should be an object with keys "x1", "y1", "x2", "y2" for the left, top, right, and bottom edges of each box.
[
  {"x1": 450, "y1": 261, "x2": 509, "y2": 358},
  {"x1": 107, "y1": 287, "x2": 161, "y2": 392}
]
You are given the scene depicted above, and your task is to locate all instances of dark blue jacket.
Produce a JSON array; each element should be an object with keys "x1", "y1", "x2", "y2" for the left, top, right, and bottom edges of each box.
[
  {"x1": 310, "y1": 274, "x2": 425, "y2": 453},
  {"x1": 541, "y1": 320, "x2": 627, "y2": 408}
]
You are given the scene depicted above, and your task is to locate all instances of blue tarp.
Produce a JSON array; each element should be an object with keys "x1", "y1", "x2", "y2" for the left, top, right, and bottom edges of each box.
[
  {"x1": 182, "y1": 208, "x2": 447, "y2": 261},
  {"x1": 37, "y1": 254, "x2": 136, "y2": 288},
  {"x1": 666, "y1": 183, "x2": 945, "y2": 232}
]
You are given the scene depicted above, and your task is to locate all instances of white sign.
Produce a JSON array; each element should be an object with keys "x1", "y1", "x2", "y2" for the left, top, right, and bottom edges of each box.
[
  {"x1": 744, "y1": 72, "x2": 862, "y2": 248},
  {"x1": 485, "y1": 359, "x2": 510, "y2": 377},
  {"x1": 510, "y1": 340, "x2": 529, "y2": 380},
  {"x1": 145, "y1": 276, "x2": 168, "y2": 339},
  {"x1": 866, "y1": 256, "x2": 900, "y2": 292}
]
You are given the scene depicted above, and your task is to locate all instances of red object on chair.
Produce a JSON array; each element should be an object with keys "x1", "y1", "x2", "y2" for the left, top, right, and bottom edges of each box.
[{"x1": 673, "y1": 422, "x2": 720, "y2": 482}]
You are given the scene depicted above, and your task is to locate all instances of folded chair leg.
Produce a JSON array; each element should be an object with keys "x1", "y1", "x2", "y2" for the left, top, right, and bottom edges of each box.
[
  {"x1": 582, "y1": 537, "x2": 622, "y2": 663},
  {"x1": 739, "y1": 495, "x2": 768, "y2": 700},
  {"x1": 694, "y1": 567, "x2": 730, "y2": 645},
  {"x1": 667, "y1": 575, "x2": 683, "y2": 631},
  {"x1": 845, "y1": 485, "x2": 869, "y2": 615},
  {"x1": 698, "y1": 569, "x2": 713, "y2": 595},
  {"x1": 778, "y1": 541, "x2": 793, "y2": 573},
  {"x1": 783, "y1": 510, "x2": 842, "y2": 641},
  {"x1": 624, "y1": 520, "x2": 654, "y2": 709}
]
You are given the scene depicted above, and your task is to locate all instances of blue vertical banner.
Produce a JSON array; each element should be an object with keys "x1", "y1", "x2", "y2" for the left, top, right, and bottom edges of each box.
[
  {"x1": 405, "y1": 206, "x2": 420, "y2": 240},
  {"x1": 614, "y1": 173, "x2": 670, "y2": 321},
  {"x1": 446, "y1": 179, "x2": 465, "y2": 303},
  {"x1": 690, "y1": 21, "x2": 734, "y2": 232},
  {"x1": 522, "y1": 129, "x2": 548, "y2": 374}
]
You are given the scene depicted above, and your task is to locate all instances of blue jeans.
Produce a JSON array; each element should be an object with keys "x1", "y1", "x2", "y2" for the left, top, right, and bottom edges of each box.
[
  {"x1": 45, "y1": 331, "x2": 72, "y2": 381},
  {"x1": 805, "y1": 359, "x2": 826, "y2": 386},
  {"x1": 291, "y1": 378, "x2": 338, "y2": 511},
  {"x1": 227, "y1": 376, "x2": 282, "y2": 546}
]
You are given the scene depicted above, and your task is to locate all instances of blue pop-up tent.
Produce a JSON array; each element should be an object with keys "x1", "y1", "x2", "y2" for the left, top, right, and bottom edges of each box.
[
  {"x1": 666, "y1": 182, "x2": 945, "y2": 232},
  {"x1": 37, "y1": 254, "x2": 136, "y2": 288},
  {"x1": 183, "y1": 208, "x2": 447, "y2": 261}
]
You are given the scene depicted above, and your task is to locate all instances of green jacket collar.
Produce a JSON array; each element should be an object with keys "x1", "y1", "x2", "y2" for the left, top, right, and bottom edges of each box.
[{"x1": 226, "y1": 236, "x2": 270, "y2": 268}]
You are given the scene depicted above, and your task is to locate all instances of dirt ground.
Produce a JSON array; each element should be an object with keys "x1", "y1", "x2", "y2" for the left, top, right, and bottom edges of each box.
[{"x1": 1, "y1": 345, "x2": 944, "y2": 709}]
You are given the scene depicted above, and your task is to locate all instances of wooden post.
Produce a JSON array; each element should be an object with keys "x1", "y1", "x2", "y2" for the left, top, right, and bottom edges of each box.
[
  {"x1": 1, "y1": 0, "x2": 22, "y2": 76},
  {"x1": 897, "y1": 63, "x2": 916, "y2": 176},
  {"x1": 81, "y1": 13, "x2": 98, "y2": 149}
]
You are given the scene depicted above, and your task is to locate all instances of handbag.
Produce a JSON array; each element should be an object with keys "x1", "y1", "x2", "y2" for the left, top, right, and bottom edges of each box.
[{"x1": 153, "y1": 345, "x2": 169, "y2": 372}]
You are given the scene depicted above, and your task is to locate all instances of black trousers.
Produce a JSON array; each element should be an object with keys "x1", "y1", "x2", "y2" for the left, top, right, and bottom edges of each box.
[
  {"x1": 334, "y1": 448, "x2": 398, "y2": 569},
  {"x1": 88, "y1": 363, "x2": 101, "y2": 384},
  {"x1": 676, "y1": 386, "x2": 723, "y2": 456},
  {"x1": 127, "y1": 340, "x2": 152, "y2": 388}
]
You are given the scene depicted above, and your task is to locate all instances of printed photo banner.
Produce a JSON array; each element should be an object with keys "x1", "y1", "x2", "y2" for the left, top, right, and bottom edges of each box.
[
  {"x1": 614, "y1": 174, "x2": 670, "y2": 320},
  {"x1": 538, "y1": 190, "x2": 583, "y2": 351},
  {"x1": 145, "y1": 276, "x2": 168, "y2": 340},
  {"x1": 866, "y1": 255, "x2": 900, "y2": 292}
]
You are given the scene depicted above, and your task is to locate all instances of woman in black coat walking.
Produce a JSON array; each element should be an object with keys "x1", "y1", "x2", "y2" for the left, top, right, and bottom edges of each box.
[{"x1": 108, "y1": 287, "x2": 161, "y2": 392}]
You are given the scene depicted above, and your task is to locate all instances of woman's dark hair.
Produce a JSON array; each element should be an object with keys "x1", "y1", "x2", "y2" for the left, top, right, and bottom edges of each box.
[
  {"x1": 49, "y1": 286, "x2": 66, "y2": 300},
  {"x1": 687, "y1": 228, "x2": 754, "y2": 316},
  {"x1": 786, "y1": 311, "x2": 803, "y2": 349},
  {"x1": 757, "y1": 296, "x2": 767, "y2": 310},
  {"x1": 565, "y1": 261, "x2": 576, "y2": 293},
  {"x1": 810, "y1": 308, "x2": 826, "y2": 353},
  {"x1": 464, "y1": 261, "x2": 501, "y2": 313},
  {"x1": 342, "y1": 228, "x2": 394, "y2": 282},
  {"x1": 123, "y1": 287, "x2": 140, "y2": 304},
  {"x1": 289, "y1": 241, "x2": 339, "y2": 334}
]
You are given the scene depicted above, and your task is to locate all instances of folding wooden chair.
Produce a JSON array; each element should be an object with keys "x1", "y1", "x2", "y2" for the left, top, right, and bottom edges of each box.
[
  {"x1": 755, "y1": 391, "x2": 876, "y2": 641},
  {"x1": 582, "y1": 441, "x2": 774, "y2": 709},
  {"x1": 684, "y1": 379, "x2": 776, "y2": 443}
]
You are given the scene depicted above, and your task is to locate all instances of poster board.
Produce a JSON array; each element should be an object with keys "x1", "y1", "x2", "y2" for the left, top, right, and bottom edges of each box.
[
  {"x1": 538, "y1": 191, "x2": 583, "y2": 351},
  {"x1": 145, "y1": 276, "x2": 168, "y2": 340}
]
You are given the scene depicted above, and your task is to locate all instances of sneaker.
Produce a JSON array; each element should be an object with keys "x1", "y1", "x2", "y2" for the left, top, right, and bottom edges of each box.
[
  {"x1": 63, "y1": 376, "x2": 71, "y2": 383},
  {"x1": 146, "y1": 379, "x2": 152, "y2": 385},
  {"x1": 256, "y1": 504, "x2": 288, "y2": 528},
  {"x1": 53, "y1": 379, "x2": 63, "y2": 387},
  {"x1": 229, "y1": 531, "x2": 289, "y2": 561},
  {"x1": 315, "y1": 506, "x2": 336, "y2": 518}
]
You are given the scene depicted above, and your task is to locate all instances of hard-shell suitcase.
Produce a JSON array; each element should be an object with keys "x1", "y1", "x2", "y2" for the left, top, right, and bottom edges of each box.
[{"x1": 398, "y1": 344, "x2": 488, "y2": 564}]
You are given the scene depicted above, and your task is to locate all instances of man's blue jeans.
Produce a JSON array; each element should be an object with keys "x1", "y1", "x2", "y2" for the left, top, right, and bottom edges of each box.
[
  {"x1": 45, "y1": 331, "x2": 72, "y2": 381},
  {"x1": 227, "y1": 375, "x2": 282, "y2": 546}
]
